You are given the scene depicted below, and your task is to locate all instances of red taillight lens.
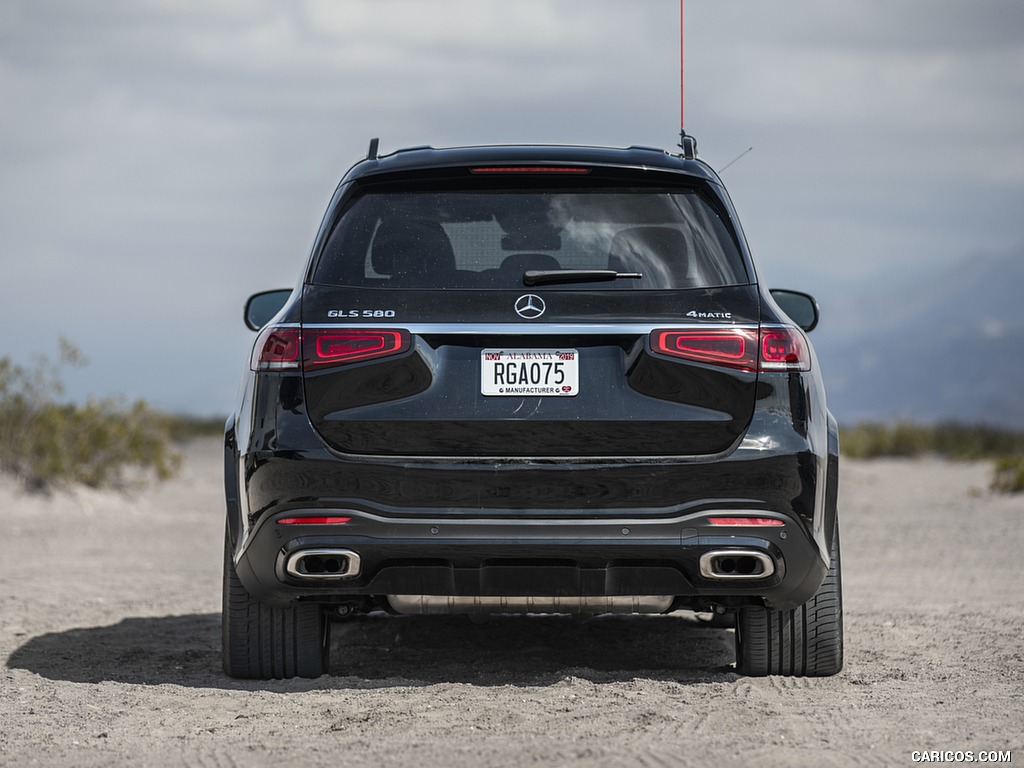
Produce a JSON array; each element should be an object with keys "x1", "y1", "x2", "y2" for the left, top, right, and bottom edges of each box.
[
  {"x1": 650, "y1": 326, "x2": 810, "y2": 372},
  {"x1": 651, "y1": 328, "x2": 759, "y2": 371},
  {"x1": 251, "y1": 327, "x2": 409, "y2": 371},
  {"x1": 759, "y1": 328, "x2": 811, "y2": 371},
  {"x1": 277, "y1": 516, "x2": 352, "y2": 525},
  {"x1": 304, "y1": 329, "x2": 409, "y2": 367},
  {"x1": 251, "y1": 327, "x2": 301, "y2": 371},
  {"x1": 707, "y1": 516, "x2": 785, "y2": 526}
]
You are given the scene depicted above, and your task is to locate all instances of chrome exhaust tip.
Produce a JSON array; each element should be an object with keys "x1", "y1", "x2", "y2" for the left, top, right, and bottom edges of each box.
[
  {"x1": 699, "y1": 550, "x2": 775, "y2": 580},
  {"x1": 283, "y1": 549, "x2": 361, "y2": 580}
]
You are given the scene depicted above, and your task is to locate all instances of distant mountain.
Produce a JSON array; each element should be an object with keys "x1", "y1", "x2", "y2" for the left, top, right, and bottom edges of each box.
[{"x1": 810, "y1": 247, "x2": 1024, "y2": 428}]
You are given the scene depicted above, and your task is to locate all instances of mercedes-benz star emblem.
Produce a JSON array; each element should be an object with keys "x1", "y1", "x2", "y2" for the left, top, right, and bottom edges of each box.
[{"x1": 514, "y1": 294, "x2": 546, "y2": 319}]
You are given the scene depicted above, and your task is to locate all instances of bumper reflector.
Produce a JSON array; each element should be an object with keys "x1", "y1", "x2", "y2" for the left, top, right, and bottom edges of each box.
[
  {"x1": 277, "y1": 516, "x2": 352, "y2": 525},
  {"x1": 707, "y1": 517, "x2": 784, "y2": 526}
]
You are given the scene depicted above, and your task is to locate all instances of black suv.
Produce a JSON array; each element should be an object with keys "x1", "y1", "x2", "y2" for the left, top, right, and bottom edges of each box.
[{"x1": 223, "y1": 141, "x2": 842, "y2": 679}]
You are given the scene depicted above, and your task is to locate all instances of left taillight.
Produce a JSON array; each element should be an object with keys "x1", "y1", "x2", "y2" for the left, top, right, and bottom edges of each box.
[
  {"x1": 251, "y1": 327, "x2": 301, "y2": 371},
  {"x1": 251, "y1": 327, "x2": 410, "y2": 372},
  {"x1": 650, "y1": 326, "x2": 810, "y2": 372},
  {"x1": 304, "y1": 329, "x2": 409, "y2": 368}
]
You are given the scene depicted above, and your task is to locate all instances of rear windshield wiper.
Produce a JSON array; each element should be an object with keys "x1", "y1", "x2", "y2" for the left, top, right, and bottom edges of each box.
[{"x1": 523, "y1": 269, "x2": 643, "y2": 286}]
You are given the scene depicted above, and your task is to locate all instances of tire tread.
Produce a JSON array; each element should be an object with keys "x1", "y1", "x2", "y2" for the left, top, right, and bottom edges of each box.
[
  {"x1": 736, "y1": 525, "x2": 844, "y2": 677},
  {"x1": 222, "y1": 533, "x2": 328, "y2": 679}
]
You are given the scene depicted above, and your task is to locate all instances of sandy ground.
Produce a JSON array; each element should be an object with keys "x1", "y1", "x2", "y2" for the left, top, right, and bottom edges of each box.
[{"x1": 1, "y1": 439, "x2": 1022, "y2": 767}]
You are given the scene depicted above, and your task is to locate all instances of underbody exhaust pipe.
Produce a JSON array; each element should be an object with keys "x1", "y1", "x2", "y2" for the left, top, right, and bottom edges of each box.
[
  {"x1": 699, "y1": 550, "x2": 775, "y2": 580},
  {"x1": 387, "y1": 595, "x2": 674, "y2": 616},
  {"x1": 284, "y1": 549, "x2": 361, "y2": 580}
]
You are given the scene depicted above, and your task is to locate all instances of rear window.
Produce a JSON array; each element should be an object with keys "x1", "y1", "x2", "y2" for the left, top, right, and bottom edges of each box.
[{"x1": 312, "y1": 187, "x2": 749, "y2": 290}]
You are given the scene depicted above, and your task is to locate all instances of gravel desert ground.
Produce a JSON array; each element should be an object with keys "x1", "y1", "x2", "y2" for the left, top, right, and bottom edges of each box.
[{"x1": 2, "y1": 438, "x2": 1022, "y2": 767}]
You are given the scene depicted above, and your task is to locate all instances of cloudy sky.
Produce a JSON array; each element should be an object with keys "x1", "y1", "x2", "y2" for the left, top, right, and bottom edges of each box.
[{"x1": 1, "y1": 0, "x2": 1022, "y2": 415}]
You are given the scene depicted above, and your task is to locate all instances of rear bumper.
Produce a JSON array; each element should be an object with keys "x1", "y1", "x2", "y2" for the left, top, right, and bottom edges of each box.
[
  {"x1": 234, "y1": 507, "x2": 828, "y2": 611},
  {"x1": 226, "y1": 361, "x2": 839, "y2": 613}
]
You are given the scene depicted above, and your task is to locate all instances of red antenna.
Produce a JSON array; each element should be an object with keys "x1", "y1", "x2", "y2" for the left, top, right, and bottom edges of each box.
[
  {"x1": 680, "y1": 0, "x2": 685, "y2": 133},
  {"x1": 678, "y1": 0, "x2": 696, "y2": 158}
]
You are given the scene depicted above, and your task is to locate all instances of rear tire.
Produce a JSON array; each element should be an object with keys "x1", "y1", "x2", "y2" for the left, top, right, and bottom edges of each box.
[
  {"x1": 735, "y1": 524, "x2": 844, "y2": 676},
  {"x1": 222, "y1": 532, "x2": 330, "y2": 679}
]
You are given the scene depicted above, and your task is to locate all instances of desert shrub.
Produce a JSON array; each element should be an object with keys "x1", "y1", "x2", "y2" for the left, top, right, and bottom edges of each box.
[
  {"x1": 841, "y1": 421, "x2": 1024, "y2": 460},
  {"x1": 164, "y1": 414, "x2": 227, "y2": 442},
  {"x1": 840, "y1": 421, "x2": 1024, "y2": 494},
  {"x1": 927, "y1": 421, "x2": 1024, "y2": 459},
  {"x1": 991, "y1": 456, "x2": 1024, "y2": 494},
  {"x1": 840, "y1": 422, "x2": 931, "y2": 458},
  {"x1": 0, "y1": 341, "x2": 181, "y2": 491}
]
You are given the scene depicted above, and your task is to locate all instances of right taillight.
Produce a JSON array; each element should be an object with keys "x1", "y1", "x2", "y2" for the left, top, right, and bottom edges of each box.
[
  {"x1": 251, "y1": 327, "x2": 409, "y2": 372},
  {"x1": 650, "y1": 326, "x2": 810, "y2": 372},
  {"x1": 651, "y1": 328, "x2": 759, "y2": 371},
  {"x1": 758, "y1": 327, "x2": 811, "y2": 372}
]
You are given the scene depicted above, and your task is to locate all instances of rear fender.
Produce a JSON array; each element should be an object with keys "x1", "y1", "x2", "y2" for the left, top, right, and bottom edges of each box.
[{"x1": 224, "y1": 415, "x2": 243, "y2": 551}]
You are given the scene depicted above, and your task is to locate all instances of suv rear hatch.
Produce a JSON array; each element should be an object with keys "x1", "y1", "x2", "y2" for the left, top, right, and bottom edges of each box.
[{"x1": 300, "y1": 174, "x2": 761, "y2": 459}]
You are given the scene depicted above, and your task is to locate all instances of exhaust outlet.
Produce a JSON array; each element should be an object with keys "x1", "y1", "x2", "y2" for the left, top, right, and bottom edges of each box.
[
  {"x1": 284, "y1": 549, "x2": 361, "y2": 580},
  {"x1": 699, "y1": 550, "x2": 775, "y2": 580}
]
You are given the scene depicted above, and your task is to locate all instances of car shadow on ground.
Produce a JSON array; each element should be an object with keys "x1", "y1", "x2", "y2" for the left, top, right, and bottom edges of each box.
[{"x1": 6, "y1": 611, "x2": 738, "y2": 690}]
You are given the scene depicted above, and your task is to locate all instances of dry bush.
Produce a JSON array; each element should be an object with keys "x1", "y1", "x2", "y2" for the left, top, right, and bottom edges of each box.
[
  {"x1": 841, "y1": 421, "x2": 1024, "y2": 495},
  {"x1": 991, "y1": 455, "x2": 1024, "y2": 494},
  {"x1": 0, "y1": 340, "x2": 181, "y2": 492}
]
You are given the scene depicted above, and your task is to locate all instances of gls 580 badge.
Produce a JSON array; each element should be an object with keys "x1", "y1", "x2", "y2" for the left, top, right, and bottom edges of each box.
[{"x1": 327, "y1": 309, "x2": 396, "y2": 318}]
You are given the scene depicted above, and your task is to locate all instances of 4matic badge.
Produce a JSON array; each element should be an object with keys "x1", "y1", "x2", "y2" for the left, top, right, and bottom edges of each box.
[{"x1": 686, "y1": 310, "x2": 732, "y2": 319}]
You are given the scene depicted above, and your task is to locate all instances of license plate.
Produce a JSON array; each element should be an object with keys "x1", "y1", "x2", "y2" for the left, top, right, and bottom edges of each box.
[{"x1": 481, "y1": 349, "x2": 579, "y2": 396}]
